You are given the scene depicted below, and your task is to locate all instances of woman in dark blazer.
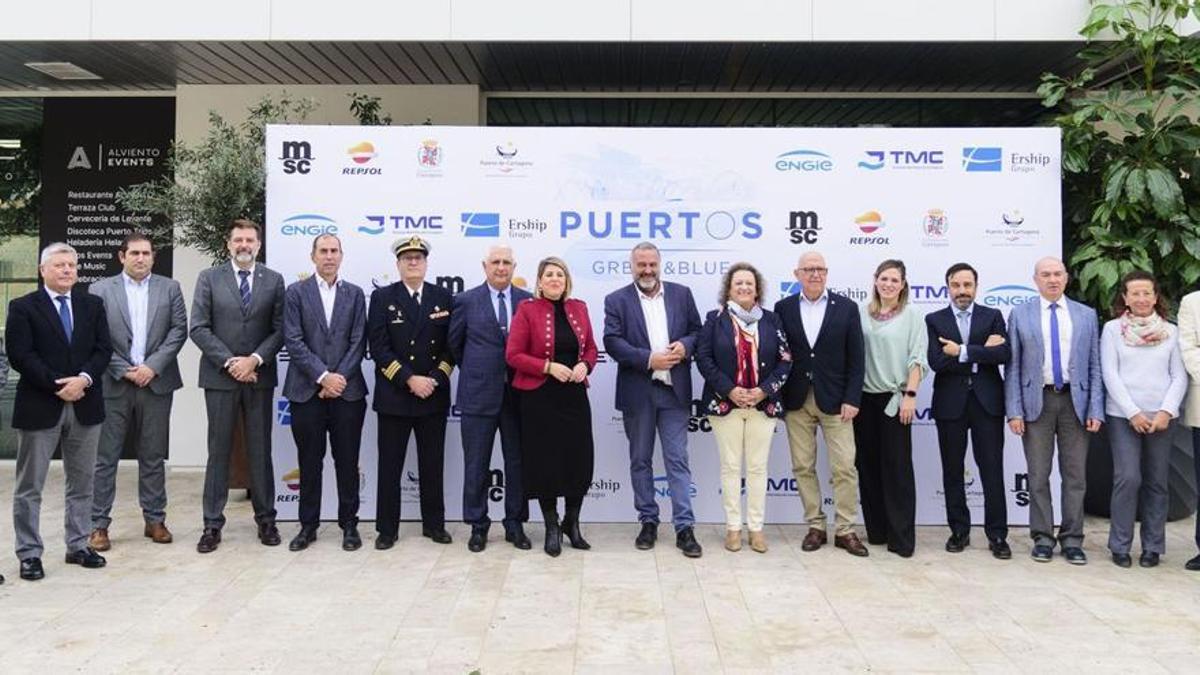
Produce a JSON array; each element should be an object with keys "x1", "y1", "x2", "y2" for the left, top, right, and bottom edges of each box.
[
  {"x1": 695, "y1": 262, "x2": 791, "y2": 553},
  {"x1": 505, "y1": 256, "x2": 599, "y2": 557}
]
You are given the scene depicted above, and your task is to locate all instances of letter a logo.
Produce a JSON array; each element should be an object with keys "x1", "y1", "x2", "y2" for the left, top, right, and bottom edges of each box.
[{"x1": 67, "y1": 146, "x2": 92, "y2": 170}]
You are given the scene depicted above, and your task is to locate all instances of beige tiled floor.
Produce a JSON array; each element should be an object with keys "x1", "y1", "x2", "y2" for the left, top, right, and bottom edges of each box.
[{"x1": 1, "y1": 464, "x2": 1199, "y2": 674}]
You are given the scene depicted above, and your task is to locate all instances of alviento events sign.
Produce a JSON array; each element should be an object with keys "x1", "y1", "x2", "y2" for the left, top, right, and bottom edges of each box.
[{"x1": 265, "y1": 125, "x2": 1061, "y2": 525}]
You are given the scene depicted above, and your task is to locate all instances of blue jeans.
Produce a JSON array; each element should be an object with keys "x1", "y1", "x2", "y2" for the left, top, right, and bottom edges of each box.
[{"x1": 622, "y1": 383, "x2": 694, "y2": 531}]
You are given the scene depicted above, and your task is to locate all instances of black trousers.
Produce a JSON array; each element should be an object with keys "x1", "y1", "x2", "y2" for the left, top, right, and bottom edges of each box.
[
  {"x1": 935, "y1": 392, "x2": 1008, "y2": 542},
  {"x1": 290, "y1": 396, "x2": 367, "y2": 528},
  {"x1": 376, "y1": 411, "x2": 447, "y2": 536},
  {"x1": 853, "y1": 392, "x2": 916, "y2": 554}
]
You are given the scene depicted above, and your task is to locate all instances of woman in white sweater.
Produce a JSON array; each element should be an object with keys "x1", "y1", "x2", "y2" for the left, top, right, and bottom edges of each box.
[{"x1": 1100, "y1": 271, "x2": 1187, "y2": 569}]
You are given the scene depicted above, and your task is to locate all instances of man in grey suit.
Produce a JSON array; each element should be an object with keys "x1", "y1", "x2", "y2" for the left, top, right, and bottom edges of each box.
[
  {"x1": 1005, "y1": 256, "x2": 1104, "y2": 565},
  {"x1": 87, "y1": 232, "x2": 187, "y2": 551},
  {"x1": 190, "y1": 219, "x2": 285, "y2": 553},
  {"x1": 282, "y1": 233, "x2": 368, "y2": 552}
]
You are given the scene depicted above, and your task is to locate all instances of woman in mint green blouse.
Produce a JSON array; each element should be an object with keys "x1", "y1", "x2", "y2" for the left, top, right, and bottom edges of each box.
[{"x1": 854, "y1": 259, "x2": 928, "y2": 557}]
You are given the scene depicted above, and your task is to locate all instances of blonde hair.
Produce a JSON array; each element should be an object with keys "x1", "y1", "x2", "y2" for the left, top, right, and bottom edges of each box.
[
  {"x1": 535, "y1": 256, "x2": 572, "y2": 299},
  {"x1": 867, "y1": 259, "x2": 909, "y2": 316}
]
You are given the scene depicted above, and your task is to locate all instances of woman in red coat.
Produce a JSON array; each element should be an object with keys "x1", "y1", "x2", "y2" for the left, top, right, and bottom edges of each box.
[{"x1": 506, "y1": 256, "x2": 599, "y2": 557}]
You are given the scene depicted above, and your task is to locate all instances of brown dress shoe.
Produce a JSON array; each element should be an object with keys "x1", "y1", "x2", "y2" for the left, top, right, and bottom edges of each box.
[
  {"x1": 144, "y1": 522, "x2": 173, "y2": 544},
  {"x1": 835, "y1": 532, "x2": 870, "y2": 557},
  {"x1": 801, "y1": 528, "x2": 827, "y2": 552},
  {"x1": 89, "y1": 528, "x2": 111, "y2": 552},
  {"x1": 748, "y1": 531, "x2": 768, "y2": 554},
  {"x1": 724, "y1": 529, "x2": 742, "y2": 552}
]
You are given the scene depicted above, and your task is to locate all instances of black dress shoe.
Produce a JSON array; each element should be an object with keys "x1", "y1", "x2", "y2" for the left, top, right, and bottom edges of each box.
[
  {"x1": 1139, "y1": 552, "x2": 1160, "y2": 568},
  {"x1": 258, "y1": 522, "x2": 282, "y2": 547},
  {"x1": 0, "y1": 572, "x2": 4, "y2": 584},
  {"x1": 887, "y1": 545, "x2": 914, "y2": 558},
  {"x1": 65, "y1": 547, "x2": 107, "y2": 568},
  {"x1": 1111, "y1": 552, "x2": 1133, "y2": 568},
  {"x1": 288, "y1": 526, "x2": 318, "y2": 552},
  {"x1": 196, "y1": 528, "x2": 221, "y2": 554},
  {"x1": 1186, "y1": 554, "x2": 1200, "y2": 571},
  {"x1": 989, "y1": 540, "x2": 1012, "y2": 560},
  {"x1": 1062, "y1": 547, "x2": 1087, "y2": 565},
  {"x1": 635, "y1": 522, "x2": 658, "y2": 550},
  {"x1": 19, "y1": 557, "x2": 44, "y2": 581},
  {"x1": 422, "y1": 527, "x2": 453, "y2": 544},
  {"x1": 375, "y1": 533, "x2": 397, "y2": 550},
  {"x1": 468, "y1": 529, "x2": 487, "y2": 553},
  {"x1": 1031, "y1": 544, "x2": 1054, "y2": 562},
  {"x1": 945, "y1": 533, "x2": 970, "y2": 553},
  {"x1": 342, "y1": 526, "x2": 363, "y2": 551},
  {"x1": 676, "y1": 527, "x2": 703, "y2": 558},
  {"x1": 505, "y1": 525, "x2": 532, "y2": 550}
]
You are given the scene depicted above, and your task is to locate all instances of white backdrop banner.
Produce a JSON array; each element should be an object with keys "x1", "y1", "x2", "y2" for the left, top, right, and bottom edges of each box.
[{"x1": 265, "y1": 125, "x2": 1062, "y2": 525}]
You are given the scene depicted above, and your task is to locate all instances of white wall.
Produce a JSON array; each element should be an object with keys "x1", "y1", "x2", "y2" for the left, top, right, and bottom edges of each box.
[
  {"x1": 8, "y1": 0, "x2": 1197, "y2": 41},
  {"x1": 169, "y1": 84, "x2": 480, "y2": 466}
]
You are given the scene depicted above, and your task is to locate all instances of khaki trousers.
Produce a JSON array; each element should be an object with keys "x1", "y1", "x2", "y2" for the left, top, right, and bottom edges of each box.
[
  {"x1": 784, "y1": 391, "x2": 859, "y2": 535},
  {"x1": 709, "y1": 409, "x2": 776, "y2": 532}
]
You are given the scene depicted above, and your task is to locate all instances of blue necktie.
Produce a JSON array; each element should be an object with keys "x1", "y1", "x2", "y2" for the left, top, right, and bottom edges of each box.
[
  {"x1": 497, "y1": 291, "x2": 508, "y2": 334},
  {"x1": 956, "y1": 310, "x2": 970, "y2": 343},
  {"x1": 56, "y1": 295, "x2": 73, "y2": 342},
  {"x1": 1049, "y1": 302, "x2": 1064, "y2": 390},
  {"x1": 238, "y1": 270, "x2": 251, "y2": 311}
]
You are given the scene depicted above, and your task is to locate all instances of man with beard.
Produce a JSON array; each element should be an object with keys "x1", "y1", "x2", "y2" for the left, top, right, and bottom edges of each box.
[
  {"x1": 925, "y1": 262, "x2": 1012, "y2": 559},
  {"x1": 190, "y1": 219, "x2": 285, "y2": 553},
  {"x1": 603, "y1": 242, "x2": 703, "y2": 557}
]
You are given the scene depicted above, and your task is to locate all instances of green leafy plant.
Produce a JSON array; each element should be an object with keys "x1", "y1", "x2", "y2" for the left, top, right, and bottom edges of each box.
[
  {"x1": 0, "y1": 130, "x2": 41, "y2": 243},
  {"x1": 348, "y1": 93, "x2": 393, "y2": 126},
  {"x1": 1038, "y1": 0, "x2": 1200, "y2": 313}
]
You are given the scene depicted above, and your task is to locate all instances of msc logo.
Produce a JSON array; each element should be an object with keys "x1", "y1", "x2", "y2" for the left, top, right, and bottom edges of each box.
[
  {"x1": 787, "y1": 210, "x2": 820, "y2": 244},
  {"x1": 276, "y1": 399, "x2": 291, "y2": 425},
  {"x1": 1011, "y1": 472, "x2": 1030, "y2": 507},
  {"x1": 486, "y1": 469, "x2": 507, "y2": 502},
  {"x1": 654, "y1": 475, "x2": 698, "y2": 499},
  {"x1": 559, "y1": 210, "x2": 762, "y2": 240},
  {"x1": 981, "y1": 284, "x2": 1038, "y2": 308},
  {"x1": 962, "y1": 147, "x2": 1002, "y2": 172},
  {"x1": 435, "y1": 275, "x2": 465, "y2": 295},
  {"x1": 857, "y1": 149, "x2": 944, "y2": 170},
  {"x1": 358, "y1": 214, "x2": 445, "y2": 235},
  {"x1": 279, "y1": 213, "x2": 337, "y2": 237},
  {"x1": 344, "y1": 142, "x2": 381, "y2": 175},
  {"x1": 279, "y1": 140, "x2": 314, "y2": 175},
  {"x1": 775, "y1": 149, "x2": 834, "y2": 173},
  {"x1": 461, "y1": 212, "x2": 501, "y2": 237}
]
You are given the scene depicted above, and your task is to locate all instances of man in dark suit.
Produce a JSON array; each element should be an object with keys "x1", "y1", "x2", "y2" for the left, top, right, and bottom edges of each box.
[
  {"x1": 448, "y1": 244, "x2": 532, "y2": 552},
  {"x1": 774, "y1": 250, "x2": 868, "y2": 557},
  {"x1": 282, "y1": 233, "x2": 368, "y2": 552},
  {"x1": 368, "y1": 236, "x2": 454, "y2": 549},
  {"x1": 603, "y1": 242, "x2": 703, "y2": 557},
  {"x1": 7, "y1": 242, "x2": 113, "y2": 580},
  {"x1": 925, "y1": 262, "x2": 1012, "y2": 559},
  {"x1": 88, "y1": 232, "x2": 188, "y2": 551},
  {"x1": 190, "y1": 219, "x2": 285, "y2": 553}
]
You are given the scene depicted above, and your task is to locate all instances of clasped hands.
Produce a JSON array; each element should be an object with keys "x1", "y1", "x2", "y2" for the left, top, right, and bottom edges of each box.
[
  {"x1": 649, "y1": 341, "x2": 688, "y2": 371},
  {"x1": 938, "y1": 333, "x2": 1005, "y2": 357},
  {"x1": 728, "y1": 386, "x2": 765, "y2": 409},
  {"x1": 1129, "y1": 410, "x2": 1171, "y2": 435},
  {"x1": 319, "y1": 372, "x2": 349, "y2": 399},
  {"x1": 122, "y1": 364, "x2": 157, "y2": 388},
  {"x1": 226, "y1": 356, "x2": 259, "y2": 384},
  {"x1": 54, "y1": 376, "x2": 89, "y2": 402},
  {"x1": 547, "y1": 361, "x2": 588, "y2": 383}
]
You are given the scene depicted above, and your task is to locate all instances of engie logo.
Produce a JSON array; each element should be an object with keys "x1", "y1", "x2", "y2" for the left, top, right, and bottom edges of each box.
[
  {"x1": 461, "y1": 212, "x2": 501, "y2": 237},
  {"x1": 276, "y1": 399, "x2": 291, "y2": 425},
  {"x1": 358, "y1": 214, "x2": 445, "y2": 236},
  {"x1": 787, "y1": 210, "x2": 820, "y2": 244},
  {"x1": 858, "y1": 149, "x2": 944, "y2": 170},
  {"x1": 981, "y1": 284, "x2": 1038, "y2": 308},
  {"x1": 279, "y1": 140, "x2": 314, "y2": 175},
  {"x1": 774, "y1": 149, "x2": 834, "y2": 173},
  {"x1": 962, "y1": 147, "x2": 1002, "y2": 172},
  {"x1": 279, "y1": 213, "x2": 337, "y2": 237},
  {"x1": 344, "y1": 142, "x2": 381, "y2": 175},
  {"x1": 559, "y1": 209, "x2": 761, "y2": 241}
]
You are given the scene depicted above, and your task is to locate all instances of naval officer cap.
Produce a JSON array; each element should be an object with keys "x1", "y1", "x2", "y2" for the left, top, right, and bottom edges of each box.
[{"x1": 391, "y1": 235, "x2": 432, "y2": 258}]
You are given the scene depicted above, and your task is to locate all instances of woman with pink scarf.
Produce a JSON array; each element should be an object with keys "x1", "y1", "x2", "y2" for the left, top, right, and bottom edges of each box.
[{"x1": 1101, "y1": 270, "x2": 1187, "y2": 569}]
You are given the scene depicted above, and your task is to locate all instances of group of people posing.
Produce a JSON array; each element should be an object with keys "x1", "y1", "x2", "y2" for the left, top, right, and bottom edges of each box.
[{"x1": 5, "y1": 218, "x2": 1200, "y2": 585}]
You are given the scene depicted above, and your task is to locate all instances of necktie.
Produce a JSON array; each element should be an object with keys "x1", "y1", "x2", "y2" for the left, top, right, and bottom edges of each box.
[
  {"x1": 956, "y1": 310, "x2": 970, "y2": 343},
  {"x1": 238, "y1": 270, "x2": 251, "y2": 311},
  {"x1": 1049, "y1": 302, "x2": 1064, "y2": 390},
  {"x1": 497, "y1": 291, "x2": 508, "y2": 334},
  {"x1": 56, "y1": 295, "x2": 73, "y2": 342},
  {"x1": 412, "y1": 290, "x2": 420, "y2": 305}
]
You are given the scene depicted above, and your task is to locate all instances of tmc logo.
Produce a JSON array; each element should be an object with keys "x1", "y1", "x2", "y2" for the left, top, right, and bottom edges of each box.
[
  {"x1": 560, "y1": 209, "x2": 761, "y2": 240},
  {"x1": 911, "y1": 285, "x2": 950, "y2": 303},
  {"x1": 858, "y1": 149, "x2": 944, "y2": 170},
  {"x1": 461, "y1": 212, "x2": 501, "y2": 237},
  {"x1": 962, "y1": 147, "x2": 1002, "y2": 172},
  {"x1": 279, "y1": 213, "x2": 337, "y2": 237},
  {"x1": 787, "y1": 210, "x2": 820, "y2": 244},
  {"x1": 981, "y1": 284, "x2": 1038, "y2": 307},
  {"x1": 358, "y1": 214, "x2": 444, "y2": 235},
  {"x1": 279, "y1": 140, "x2": 314, "y2": 175},
  {"x1": 275, "y1": 399, "x2": 291, "y2": 425},
  {"x1": 774, "y1": 149, "x2": 834, "y2": 173}
]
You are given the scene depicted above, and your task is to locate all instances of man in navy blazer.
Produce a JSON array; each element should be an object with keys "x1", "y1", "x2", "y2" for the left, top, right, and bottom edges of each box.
[
  {"x1": 282, "y1": 234, "x2": 368, "y2": 552},
  {"x1": 925, "y1": 263, "x2": 1012, "y2": 559},
  {"x1": 773, "y1": 250, "x2": 868, "y2": 556},
  {"x1": 1005, "y1": 256, "x2": 1104, "y2": 565},
  {"x1": 448, "y1": 244, "x2": 532, "y2": 552},
  {"x1": 603, "y1": 243, "x2": 703, "y2": 557},
  {"x1": 7, "y1": 242, "x2": 113, "y2": 580}
]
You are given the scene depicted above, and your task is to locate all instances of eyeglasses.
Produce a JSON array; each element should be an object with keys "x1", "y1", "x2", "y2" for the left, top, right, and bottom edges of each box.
[{"x1": 799, "y1": 267, "x2": 828, "y2": 276}]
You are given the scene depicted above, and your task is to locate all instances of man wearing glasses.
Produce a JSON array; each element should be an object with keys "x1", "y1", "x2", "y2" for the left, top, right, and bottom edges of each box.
[{"x1": 774, "y1": 251, "x2": 868, "y2": 556}]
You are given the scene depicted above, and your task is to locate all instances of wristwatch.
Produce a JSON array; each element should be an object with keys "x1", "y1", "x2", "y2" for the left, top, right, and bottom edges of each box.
[{"x1": 903, "y1": 390, "x2": 918, "y2": 398}]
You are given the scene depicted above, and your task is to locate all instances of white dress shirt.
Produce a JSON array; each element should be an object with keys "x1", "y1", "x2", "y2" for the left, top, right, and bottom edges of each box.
[
  {"x1": 123, "y1": 272, "x2": 151, "y2": 365},
  {"x1": 488, "y1": 283, "x2": 513, "y2": 328},
  {"x1": 231, "y1": 261, "x2": 255, "y2": 293},
  {"x1": 1039, "y1": 295, "x2": 1073, "y2": 385},
  {"x1": 316, "y1": 275, "x2": 337, "y2": 325},
  {"x1": 43, "y1": 286, "x2": 91, "y2": 386},
  {"x1": 638, "y1": 285, "x2": 672, "y2": 385},
  {"x1": 799, "y1": 291, "x2": 829, "y2": 345}
]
